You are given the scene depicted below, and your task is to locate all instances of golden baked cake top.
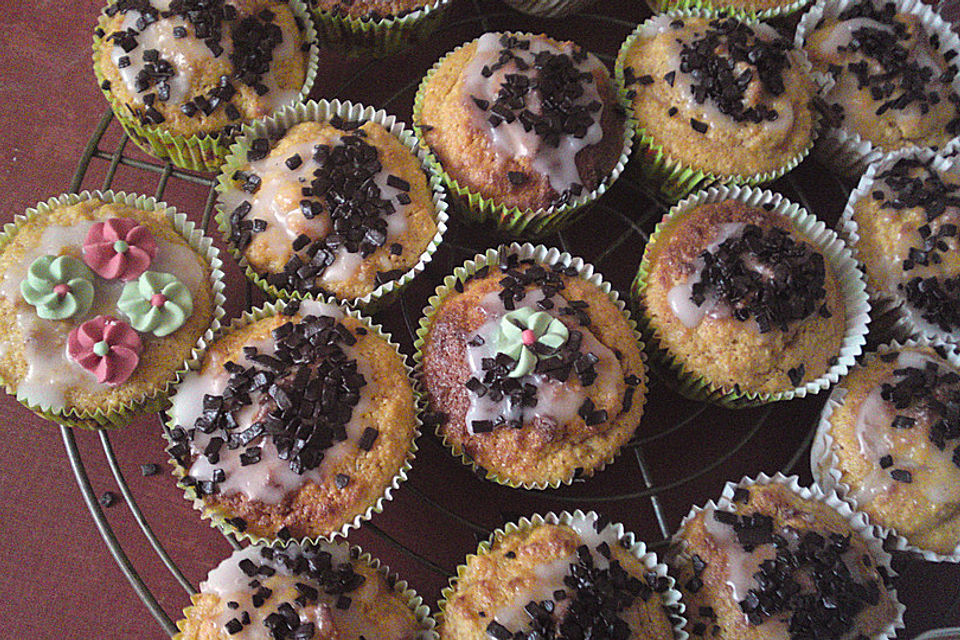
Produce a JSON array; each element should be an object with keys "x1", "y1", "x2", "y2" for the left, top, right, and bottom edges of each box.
[
  {"x1": 804, "y1": 0, "x2": 960, "y2": 151},
  {"x1": 310, "y1": 0, "x2": 433, "y2": 19}
]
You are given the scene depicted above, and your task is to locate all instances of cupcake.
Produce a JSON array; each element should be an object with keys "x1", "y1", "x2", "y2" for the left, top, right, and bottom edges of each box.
[
  {"x1": 812, "y1": 340, "x2": 960, "y2": 560},
  {"x1": 616, "y1": 14, "x2": 819, "y2": 199},
  {"x1": 440, "y1": 511, "x2": 685, "y2": 640},
  {"x1": 175, "y1": 540, "x2": 433, "y2": 640},
  {"x1": 799, "y1": 0, "x2": 960, "y2": 175},
  {"x1": 0, "y1": 191, "x2": 223, "y2": 429},
  {"x1": 414, "y1": 32, "x2": 630, "y2": 237},
  {"x1": 308, "y1": 0, "x2": 451, "y2": 58},
  {"x1": 668, "y1": 475, "x2": 903, "y2": 640},
  {"x1": 633, "y1": 186, "x2": 868, "y2": 406},
  {"x1": 416, "y1": 244, "x2": 647, "y2": 489},
  {"x1": 644, "y1": 0, "x2": 811, "y2": 20},
  {"x1": 166, "y1": 299, "x2": 418, "y2": 542},
  {"x1": 841, "y1": 148, "x2": 960, "y2": 341},
  {"x1": 217, "y1": 100, "x2": 447, "y2": 309},
  {"x1": 93, "y1": 0, "x2": 316, "y2": 172}
]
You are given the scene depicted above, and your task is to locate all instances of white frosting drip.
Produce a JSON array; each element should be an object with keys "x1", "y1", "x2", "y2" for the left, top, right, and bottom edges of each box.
[
  {"x1": 667, "y1": 222, "x2": 745, "y2": 329},
  {"x1": 461, "y1": 33, "x2": 606, "y2": 195}
]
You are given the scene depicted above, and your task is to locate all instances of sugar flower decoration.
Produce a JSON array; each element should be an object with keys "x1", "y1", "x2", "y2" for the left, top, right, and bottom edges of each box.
[
  {"x1": 20, "y1": 255, "x2": 95, "y2": 320},
  {"x1": 83, "y1": 217, "x2": 157, "y2": 281},
  {"x1": 117, "y1": 270, "x2": 193, "y2": 337},
  {"x1": 67, "y1": 315, "x2": 143, "y2": 385},
  {"x1": 495, "y1": 307, "x2": 569, "y2": 378}
]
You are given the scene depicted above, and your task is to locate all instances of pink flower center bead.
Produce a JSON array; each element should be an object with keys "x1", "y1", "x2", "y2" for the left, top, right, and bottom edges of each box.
[
  {"x1": 521, "y1": 329, "x2": 537, "y2": 346},
  {"x1": 150, "y1": 293, "x2": 168, "y2": 308},
  {"x1": 113, "y1": 240, "x2": 129, "y2": 254},
  {"x1": 53, "y1": 284, "x2": 71, "y2": 297}
]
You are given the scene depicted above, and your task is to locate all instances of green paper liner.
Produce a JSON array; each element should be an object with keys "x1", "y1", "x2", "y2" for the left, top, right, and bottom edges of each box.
[
  {"x1": 811, "y1": 337, "x2": 960, "y2": 563},
  {"x1": 0, "y1": 190, "x2": 225, "y2": 430},
  {"x1": 215, "y1": 99, "x2": 449, "y2": 312},
  {"x1": 631, "y1": 184, "x2": 870, "y2": 408},
  {"x1": 643, "y1": 0, "x2": 811, "y2": 20},
  {"x1": 310, "y1": 0, "x2": 451, "y2": 58},
  {"x1": 438, "y1": 510, "x2": 687, "y2": 640},
  {"x1": 614, "y1": 10, "x2": 821, "y2": 202},
  {"x1": 92, "y1": 0, "x2": 319, "y2": 172},
  {"x1": 500, "y1": 0, "x2": 598, "y2": 18},
  {"x1": 413, "y1": 242, "x2": 648, "y2": 490},
  {"x1": 164, "y1": 298, "x2": 422, "y2": 546},
  {"x1": 412, "y1": 34, "x2": 635, "y2": 238},
  {"x1": 174, "y1": 539, "x2": 437, "y2": 640}
]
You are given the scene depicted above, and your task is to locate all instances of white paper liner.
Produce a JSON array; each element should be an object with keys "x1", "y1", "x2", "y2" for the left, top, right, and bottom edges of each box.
[
  {"x1": 216, "y1": 99, "x2": 449, "y2": 312},
  {"x1": 500, "y1": 0, "x2": 598, "y2": 18},
  {"x1": 839, "y1": 144, "x2": 960, "y2": 345},
  {"x1": 174, "y1": 538, "x2": 437, "y2": 640},
  {"x1": 0, "y1": 190, "x2": 226, "y2": 429},
  {"x1": 811, "y1": 337, "x2": 960, "y2": 563},
  {"x1": 163, "y1": 298, "x2": 422, "y2": 546},
  {"x1": 633, "y1": 184, "x2": 870, "y2": 406},
  {"x1": 671, "y1": 472, "x2": 906, "y2": 640},
  {"x1": 413, "y1": 242, "x2": 649, "y2": 490},
  {"x1": 438, "y1": 510, "x2": 688, "y2": 640},
  {"x1": 795, "y1": 0, "x2": 960, "y2": 177}
]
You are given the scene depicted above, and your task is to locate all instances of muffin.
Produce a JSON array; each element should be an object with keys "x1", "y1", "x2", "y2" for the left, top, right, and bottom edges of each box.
[
  {"x1": 800, "y1": 0, "x2": 960, "y2": 174},
  {"x1": 669, "y1": 475, "x2": 903, "y2": 640},
  {"x1": 634, "y1": 186, "x2": 867, "y2": 406},
  {"x1": 94, "y1": 0, "x2": 315, "y2": 171},
  {"x1": 440, "y1": 511, "x2": 684, "y2": 640},
  {"x1": 166, "y1": 299, "x2": 418, "y2": 542},
  {"x1": 175, "y1": 540, "x2": 432, "y2": 640},
  {"x1": 842, "y1": 149, "x2": 960, "y2": 340},
  {"x1": 644, "y1": 0, "x2": 810, "y2": 20},
  {"x1": 0, "y1": 191, "x2": 222, "y2": 429},
  {"x1": 217, "y1": 100, "x2": 447, "y2": 308},
  {"x1": 308, "y1": 0, "x2": 450, "y2": 58},
  {"x1": 617, "y1": 14, "x2": 818, "y2": 198},
  {"x1": 416, "y1": 244, "x2": 647, "y2": 489},
  {"x1": 812, "y1": 340, "x2": 960, "y2": 559},
  {"x1": 415, "y1": 32, "x2": 629, "y2": 236}
]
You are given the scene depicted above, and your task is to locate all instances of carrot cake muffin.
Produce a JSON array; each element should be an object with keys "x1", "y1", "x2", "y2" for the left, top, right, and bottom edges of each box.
[
  {"x1": 417, "y1": 32, "x2": 626, "y2": 212},
  {"x1": 618, "y1": 15, "x2": 818, "y2": 182},
  {"x1": 803, "y1": 0, "x2": 960, "y2": 154},
  {"x1": 176, "y1": 540, "x2": 427, "y2": 640},
  {"x1": 670, "y1": 481, "x2": 900, "y2": 639},
  {"x1": 638, "y1": 197, "x2": 847, "y2": 398},
  {"x1": 814, "y1": 343, "x2": 960, "y2": 557},
  {"x1": 0, "y1": 194, "x2": 219, "y2": 426},
  {"x1": 419, "y1": 250, "x2": 646, "y2": 488},
  {"x1": 218, "y1": 117, "x2": 440, "y2": 301},
  {"x1": 441, "y1": 513, "x2": 680, "y2": 640},
  {"x1": 167, "y1": 299, "x2": 417, "y2": 540}
]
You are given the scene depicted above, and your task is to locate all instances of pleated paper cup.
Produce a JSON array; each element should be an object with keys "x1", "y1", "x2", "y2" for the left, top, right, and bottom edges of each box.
[
  {"x1": 644, "y1": 0, "x2": 811, "y2": 20},
  {"x1": 438, "y1": 510, "x2": 687, "y2": 640},
  {"x1": 216, "y1": 99, "x2": 449, "y2": 312},
  {"x1": 632, "y1": 184, "x2": 869, "y2": 408},
  {"x1": 92, "y1": 0, "x2": 319, "y2": 172},
  {"x1": 811, "y1": 337, "x2": 960, "y2": 563},
  {"x1": 164, "y1": 298, "x2": 421, "y2": 546},
  {"x1": 310, "y1": 0, "x2": 451, "y2": 58},
  {"x1": 0, "y1": 190, "x2": 225, "y2": 430},
  {"x1": 414, "y1": 242, "x2": 648, "y2": 490}
]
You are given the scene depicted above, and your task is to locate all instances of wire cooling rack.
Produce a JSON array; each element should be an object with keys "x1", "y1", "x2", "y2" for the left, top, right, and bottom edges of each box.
[{"x1": 58, "y1": 3, "x2": 946, "y2": 637}]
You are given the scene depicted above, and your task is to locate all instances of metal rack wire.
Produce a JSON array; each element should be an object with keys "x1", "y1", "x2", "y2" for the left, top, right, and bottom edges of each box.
[{"x1": 60, "y1": 8, "x2": 859, "y2": 637}]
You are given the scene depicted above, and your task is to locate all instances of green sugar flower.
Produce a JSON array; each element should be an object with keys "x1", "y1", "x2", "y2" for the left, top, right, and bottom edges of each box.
[
  {"x1": 117, "y1": 270, "x2": 193, "y2": 337},
  {"x1": 20, "y1": 255, "x2": 95, "y2": 320},
  {"x1": 495, "y1": 307, "x2": 569, "y2": 378}
]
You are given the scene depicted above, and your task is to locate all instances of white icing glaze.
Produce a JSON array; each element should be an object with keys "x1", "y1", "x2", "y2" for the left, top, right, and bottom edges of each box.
[
  {"x1": 667, "y1": 222, "x2": 745, "y2": 329},
  {"x1": 461, "y1": 33, "x2": 606, "y2": 196},
  {"x1": 811, "y1": 17, "x2": 896, "y2": 59}
]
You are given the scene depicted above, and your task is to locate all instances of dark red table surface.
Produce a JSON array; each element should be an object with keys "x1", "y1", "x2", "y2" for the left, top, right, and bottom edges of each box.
[{"x1": 2, "y1": 0, "x2": 959, "y2": 638}]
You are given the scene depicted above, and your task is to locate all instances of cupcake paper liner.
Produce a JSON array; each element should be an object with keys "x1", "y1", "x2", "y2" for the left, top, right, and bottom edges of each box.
[
  {"x1": 643, "y1": 0, "x2": 811, "y2": 20},
  {"x1": 438, "y1": 510, "x2": 688, "y2": 640},
  {"x1": 795, "y1": 0, "x2": 960, "y2": 177},
  {"x1": 0, "y1": 190, "x2": 225, "y2": 430},
  {"x1": 500, "y1": 0, "x2": 598, "y2": 18},
  {"x1": 92, "y1": 0, "x2": 319, "y2": 173},
  {"x1": 412, "y1": 34, "x2": 635, "y2": 238},
  {"x1": 311, "y1": 0, "x2": 451, "y2": 59},
  {"x1": 615, "y1": 10, "x2": 821, "y2": 202},
  {"x1": 164, "y1": 298, "x2": 422, "y2": 546},
  {"x1": 838, "y1": 145, "x2": 960, "y2": 345},
  {"x1": 671, "y1": 472, "x2": 906, "y2": 640},
  {"x1": 215, "y1": 99, "x2": 449, "y2": 312},
  {"x1": 631, "y1": 184, "x2": 870, "y2": 408},
  {"x1": 413, "y1": 242, "x2": 648, "y2": 490},
  {"x1": 811, "y1": 337, "x2": 960, "y2": 563},
  {"x1": 174, "y1": 538, "x2": 437, "y2": 640}
]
